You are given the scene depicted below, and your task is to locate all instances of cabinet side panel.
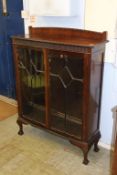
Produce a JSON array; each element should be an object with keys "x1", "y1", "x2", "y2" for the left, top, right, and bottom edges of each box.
[{"x1": 88, "y1": 51, "x2": 104, "y2": 138}]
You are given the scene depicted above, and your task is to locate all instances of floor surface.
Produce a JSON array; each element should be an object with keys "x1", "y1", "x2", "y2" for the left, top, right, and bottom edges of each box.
[{"x1": 0, "y1": 114, "x2": 111, "y2": 175}]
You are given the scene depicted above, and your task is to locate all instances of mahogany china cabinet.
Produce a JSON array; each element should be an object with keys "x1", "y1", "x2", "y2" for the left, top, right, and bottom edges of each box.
[{"x1": 12, "y1": 27, "x2": 107, "y2": 164}]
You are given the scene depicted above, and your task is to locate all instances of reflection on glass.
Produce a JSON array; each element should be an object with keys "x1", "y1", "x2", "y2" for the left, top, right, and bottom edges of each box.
[
  {"x1": 49, "y1": 51, "x2": 83, "y2": 138},
  {"x1": 18, "y1": 48, "x2": 46, "y2": 124}
]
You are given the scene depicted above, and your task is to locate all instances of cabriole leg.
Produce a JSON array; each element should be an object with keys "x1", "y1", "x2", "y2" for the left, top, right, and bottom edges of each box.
[
  {"x1": 17, "y1": 119, "x2": 24, "y2": 135},
  {"x1": 94, "y1": 139, "x2": 100, "y2": 152},
  {"x1": 82, "y1": 149, "x2": 89, "y2": 165}
]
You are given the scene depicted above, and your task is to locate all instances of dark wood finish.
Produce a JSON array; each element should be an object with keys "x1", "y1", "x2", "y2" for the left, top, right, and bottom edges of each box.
[
  {"x1": 29, "y1": 26, "x2": 107, "y2": 44},
  {"x1": 112, "y1": 134, "x2": 117, "y2": 175},
  {"x1": 112, "y1": 110, "x2": 117, "y2": 175},
  {"x1": 12, "y1": 27, "x2": 107, "y2": 165}
]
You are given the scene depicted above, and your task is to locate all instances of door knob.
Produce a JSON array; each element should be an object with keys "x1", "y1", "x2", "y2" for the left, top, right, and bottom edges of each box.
[{"x1": 2, "y1": 0, "x2": 9, "y2": 16}]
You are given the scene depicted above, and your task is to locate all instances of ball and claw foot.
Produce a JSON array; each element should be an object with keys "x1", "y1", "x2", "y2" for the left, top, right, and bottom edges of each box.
[
  {"x1": 17, "y1": 119, "x2": 24, "y2": 136},
  {"x1": 83, "y1": 151, "x2": 89, "y2": 165},
  {"x1": 83, "y1": 158, "x2": 89, "y2": 165},
  {"x1": 94, "y1": 141, "x2": 100, "y2": 152},
  {"x1": 94, "y1": 144, "x2": 99, "y2": 152},
  {"x1": 18, "y1": 129, "x2": 24, "y2": 135}
]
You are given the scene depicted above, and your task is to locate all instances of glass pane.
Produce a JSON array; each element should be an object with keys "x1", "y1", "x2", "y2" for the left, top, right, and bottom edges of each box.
[
  {"x1": 51, "y1": 76, "x2": 66, "y2": 131},
  {"x1": 49, "y1": 51, "x2": 83, "y2": 138},
  {"x1": 65, "y1": 81, "x2": 83, "y2": 137},
  {"x1": 18, "y1": 48, "x2": 46, "y2": 125}
]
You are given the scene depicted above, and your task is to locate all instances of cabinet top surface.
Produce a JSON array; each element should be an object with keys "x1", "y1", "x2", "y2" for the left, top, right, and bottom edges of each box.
[{"x1": 12, "y1": 27, "x2": 107, "y2": 48}]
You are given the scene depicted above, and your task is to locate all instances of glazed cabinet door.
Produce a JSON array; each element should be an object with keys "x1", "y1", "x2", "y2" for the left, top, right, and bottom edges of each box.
[
  {"x1": 48, "y1": 50, "x2": 84, "y2": 139},
  {"x1": 17, "y1": 47, "x2": 46, "y2": 125}
]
